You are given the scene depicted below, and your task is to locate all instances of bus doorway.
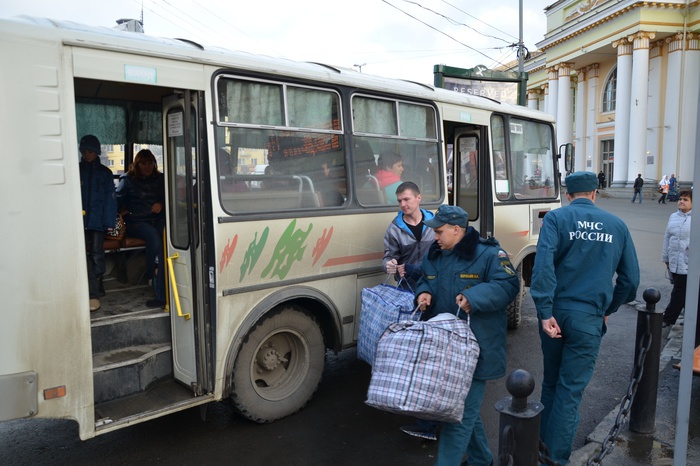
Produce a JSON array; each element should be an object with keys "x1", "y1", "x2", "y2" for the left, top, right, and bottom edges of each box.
[{"x1": 450, "y1": 125, "x2": 493, "y2": 238}]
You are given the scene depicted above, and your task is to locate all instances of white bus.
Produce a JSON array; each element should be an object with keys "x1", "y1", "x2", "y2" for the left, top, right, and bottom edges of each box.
[{"x1": 0, "y1": 16, "x2": 564, "y2": 439}]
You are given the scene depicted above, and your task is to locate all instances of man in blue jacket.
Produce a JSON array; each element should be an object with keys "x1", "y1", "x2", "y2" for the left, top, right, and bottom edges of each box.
[
  {"x1": 79, "y1": 135, "x2": 116, "y2": 312},
  {"x1": 532, "y1": 171, "x2": 640, "y2": 465},
  {"x1": 415, "y1": 205, "x2": 520, "y2": 466}
]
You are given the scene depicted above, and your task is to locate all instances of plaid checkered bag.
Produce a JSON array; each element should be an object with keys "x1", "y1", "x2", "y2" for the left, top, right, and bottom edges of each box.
[
  {"x1": 357, "y1": 281, "x2": 417, "y2": 365},
  {"x1": 365, "y1": 312, "x2": 479, "y2": 423}
]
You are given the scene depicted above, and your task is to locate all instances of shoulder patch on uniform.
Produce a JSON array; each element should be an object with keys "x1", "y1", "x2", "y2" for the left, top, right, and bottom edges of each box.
[
  {"x1": 497, "y1": 250, "x2": 508, "y2": 258},
  {"x1": 501, "y1": 260, "x2": 515, "y2": 275}
]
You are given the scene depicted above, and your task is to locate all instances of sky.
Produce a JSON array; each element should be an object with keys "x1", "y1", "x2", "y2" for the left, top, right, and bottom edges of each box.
[{"x1": 0, "y1": 0, "x2": 554, "y2": 85}]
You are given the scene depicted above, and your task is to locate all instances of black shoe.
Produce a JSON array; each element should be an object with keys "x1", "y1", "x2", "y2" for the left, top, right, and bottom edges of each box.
[
  {"x1": 146, "y1": 299, "x2": 166, "y2": 308},
  {"x1": 400, "y1": 424, "x2": 437, "y2": 441}
]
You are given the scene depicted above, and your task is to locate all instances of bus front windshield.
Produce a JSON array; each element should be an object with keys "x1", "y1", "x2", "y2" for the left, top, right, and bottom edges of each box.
[{"x1": 491, "y1": 115, "x2": 556, "y2": 201}]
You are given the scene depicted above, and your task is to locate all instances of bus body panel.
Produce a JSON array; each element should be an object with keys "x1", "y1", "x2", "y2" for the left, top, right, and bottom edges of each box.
[
  {"x1": 0, "y1": 25, "x2": 95, "y2": 434},
  {"x1": 0, "y1": 15, "x2": 561, "y2": 438}
]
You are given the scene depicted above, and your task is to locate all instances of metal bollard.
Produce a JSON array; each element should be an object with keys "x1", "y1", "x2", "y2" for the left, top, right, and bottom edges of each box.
[
  {"x1": 629, "y1": 287, "x2": 662, "y2": 433},
  {"x1": 495, "y1": 369, "x2": 543, "y2": 465}
]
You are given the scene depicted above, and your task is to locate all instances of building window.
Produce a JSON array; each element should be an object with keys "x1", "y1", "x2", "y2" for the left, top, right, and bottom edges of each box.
[{"x1": 602, "y1": 68, "x2": 617, "y2": 112}]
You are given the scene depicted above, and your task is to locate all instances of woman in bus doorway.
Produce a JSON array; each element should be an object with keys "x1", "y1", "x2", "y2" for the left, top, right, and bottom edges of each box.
[
  {"x1": 116, "y1": 149, "x2": 166, "y2": 308},
  {"x1": 375, "y1": 151, "x2": 404, "y2": 204}
]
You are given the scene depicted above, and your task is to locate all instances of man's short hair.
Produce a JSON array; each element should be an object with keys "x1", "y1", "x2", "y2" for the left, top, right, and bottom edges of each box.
[
  {"x1": 395, "y1": 181, "x2": 420, "y2": 196},
  {"x1": 679, "y1": 189, "x2": 692, "y2": 200}
]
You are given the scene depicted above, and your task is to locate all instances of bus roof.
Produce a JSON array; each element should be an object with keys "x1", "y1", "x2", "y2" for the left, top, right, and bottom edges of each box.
[{"x1": 1, "y1": 15, "x2": 553, "y2": 123}]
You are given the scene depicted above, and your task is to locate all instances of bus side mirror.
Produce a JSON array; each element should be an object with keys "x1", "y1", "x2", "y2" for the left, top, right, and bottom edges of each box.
[{"x1": 559, "y1": 143, "x2": 574, "y2": 174}]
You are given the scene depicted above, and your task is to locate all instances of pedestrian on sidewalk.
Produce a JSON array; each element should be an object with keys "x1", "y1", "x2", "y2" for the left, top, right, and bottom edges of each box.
[
  {"x1": 597, "y1": 170, "x2": 605, "y2": 190},
  {"x1": 661, "y1": 189, "x2": 692, "y2": 331},
  {"x1": 631, "y1": 174, "x2": 644, "y2": 203},
  {"x1": 658, "y1": 175, "x2": 670, "y2": 204},
  {"x1": 531, "y1": 171, "x2": 640, "y2": 465}
]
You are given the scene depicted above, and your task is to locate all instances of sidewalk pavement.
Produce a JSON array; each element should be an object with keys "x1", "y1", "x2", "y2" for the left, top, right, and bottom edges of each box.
[{"x1": 568, "y1": 317, "x2": 700, "y2": 466}]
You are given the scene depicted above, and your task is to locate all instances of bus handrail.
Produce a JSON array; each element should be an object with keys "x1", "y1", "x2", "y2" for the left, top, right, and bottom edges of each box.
[{"x1": 166, "y1": 252, "x2": 191, "y2": 320}]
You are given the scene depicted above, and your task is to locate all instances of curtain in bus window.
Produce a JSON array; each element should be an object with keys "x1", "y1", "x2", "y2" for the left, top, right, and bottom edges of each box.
[
  {"x1": 490, "y1": 115, "x2": 510, "y2": 200},
  {"x1": 353, "y1": 97, "x2": 397, "y2": 135},
  {"x1": 219, "y1": 79, "x2": 283, "y2": 126},
  {"x1": 287, "y1": 87, "x2": 339, "y2": 130},
  {"x1": 508, "y1": 118, "x2": 555, "y2": 200},
  {"x1": 76, "y1": 100, "x2": 127, "y2": 145},
  {"x1": 132, "y1": 105, "x2": 163, "y2": 144},
  {"x1": 398, "y1": 103, "x2": 436, "y2": 139}
]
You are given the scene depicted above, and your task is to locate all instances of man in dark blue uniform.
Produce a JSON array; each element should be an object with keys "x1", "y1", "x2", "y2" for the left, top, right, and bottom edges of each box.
[
  {"x1": 531, "y1": 171, "x2": 640, "y2": 464},
  {"x1": 415, "y1": 205, "x2": 519, "y2": 466}
]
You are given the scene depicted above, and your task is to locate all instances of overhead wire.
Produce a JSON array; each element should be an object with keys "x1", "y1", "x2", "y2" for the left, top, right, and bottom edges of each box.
[
  {"x1": 397, "y1": 0, "x2": 513, "y2": 46},
  {"x1": 129, "y1": 0, "x2": 209, "y2": 39},
  {"x1": 439, "y1": 0, "x2": 518, "y2": 41},
  {"x1": 380, "y1": 0, "x2": 507, "y2": 67}
]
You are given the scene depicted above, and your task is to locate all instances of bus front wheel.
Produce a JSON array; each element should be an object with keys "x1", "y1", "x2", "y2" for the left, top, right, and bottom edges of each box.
[{"x1": 230, "y1": 305, "x2": 325, "y2": 423}]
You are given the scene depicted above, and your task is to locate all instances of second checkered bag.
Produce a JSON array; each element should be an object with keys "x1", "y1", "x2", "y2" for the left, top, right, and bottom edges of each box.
[
  {"x1": 357, "y1": 280, "x2": 417, "y2": 365},
  {"x1": 365, "y1": 312, "x2": 479, "y2": 423}
]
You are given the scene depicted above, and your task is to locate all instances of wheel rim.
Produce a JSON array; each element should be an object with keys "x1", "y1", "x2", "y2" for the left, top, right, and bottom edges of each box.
[{"x1": 249, "y1": 328, "x2": 309, "y2": 401}]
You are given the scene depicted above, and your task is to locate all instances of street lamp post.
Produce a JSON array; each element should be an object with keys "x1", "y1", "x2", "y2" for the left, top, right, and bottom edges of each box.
[{"x1": 353, "y1": 63, "x2": 366, "y2": 73}]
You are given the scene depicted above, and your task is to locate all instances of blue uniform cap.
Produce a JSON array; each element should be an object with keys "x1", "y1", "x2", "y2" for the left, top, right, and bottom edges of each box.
[
  {"x1": 424, "y1": 205, "x2": 468, "y2": 228},
  {"x1": 565, "y1": 171, "x2": 598, "y2": 194}
]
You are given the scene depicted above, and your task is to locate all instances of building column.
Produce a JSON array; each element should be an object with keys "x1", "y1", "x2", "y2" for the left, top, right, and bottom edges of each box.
[
  {"x1": 585, "y1": 64, "x2": 600, "y2": 174},
  {"x1": 547, "y1": 67, "x2": 559, "y2": 119},
  {"x1": 627, "y1": 32, "x2": 655, "y2": 184},
  {"x1": 527, "y1": 89, "x2": 541, "y2": 110},
  {"x1": 542, "y1": 84, "x2": 549, "y2": 116},
  {"x1": 611, "y1": 39, "x2": 633, "y2": 187},
  {"x1": 678, "y1": 33, "x2": 700, "y2": 184},
  {"x1": 662, "y1": 33, "x2": 683, "y2": 180},
  {"x1": 575, "y1": 68, "x2": 587, "y2": 172},
  {"x1": 556, "y1": 63, "x2": 574, "y2": 176},
  {"x1": 646, "y1": 40, "x2": 664, "y2": 179}
]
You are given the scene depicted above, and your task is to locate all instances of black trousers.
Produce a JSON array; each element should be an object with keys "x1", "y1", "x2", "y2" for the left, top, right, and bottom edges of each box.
[{"x1": 85, "y1": 229, "x2": 105, "y2": 299}]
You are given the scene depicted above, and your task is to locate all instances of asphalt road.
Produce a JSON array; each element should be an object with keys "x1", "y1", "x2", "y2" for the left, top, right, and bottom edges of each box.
[{"x1": 0, "y1": 195, "x2": 675, "y2": 465}]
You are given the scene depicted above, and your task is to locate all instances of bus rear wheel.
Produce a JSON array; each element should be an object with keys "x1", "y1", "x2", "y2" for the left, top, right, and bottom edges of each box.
[
  {"x1": 230, "y1": 305, "x2": 324, "y2": 423},
  {"x1": 507, "y1": 264, "x2": 524, "y2": 330}
]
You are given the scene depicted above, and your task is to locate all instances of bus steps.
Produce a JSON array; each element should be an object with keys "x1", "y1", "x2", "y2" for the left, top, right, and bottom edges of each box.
[
  {"x1": 94, "y1": 378, "x2": 197, "y2": 429},
  {"x1": 91, "y1": 292, "x2": 174, "y2": 405},
  {"x1": 93, "y1": 344, "x2": 173, "y2": 404}
]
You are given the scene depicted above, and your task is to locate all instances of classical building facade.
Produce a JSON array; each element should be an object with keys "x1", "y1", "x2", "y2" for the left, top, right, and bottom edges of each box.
[{"x1": 523, "y1": 0, "x2": 699, "y2": 187}]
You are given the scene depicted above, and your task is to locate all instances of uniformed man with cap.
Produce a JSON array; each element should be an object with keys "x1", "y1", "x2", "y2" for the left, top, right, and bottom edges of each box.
[
  {"x1": 415, "y1": 205, "x2": 520, "y2": 466},
  {"x1": 531, "y1": 171, "x2": 640, "y2": 464}
]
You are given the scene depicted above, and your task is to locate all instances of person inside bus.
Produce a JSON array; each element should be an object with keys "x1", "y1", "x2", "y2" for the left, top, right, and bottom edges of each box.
[
  {"x1": 382, "y1": 181, "x2": 438, "y2": 441},
  {"x1": 314, "y1": 158, "x2": 345, "y2": 206},
  {"x1": 218, "y1": 148, "x2": 248, "y2": 193},
  {"x1": 79, "y1": 134, "x2": 117, "y2": 312},
  {"x1": 116, "y1": 149, "x2": 166, "y2": 308},
  {"x1": 374, "y1": 151, "x2": 404, "y2": 204}
]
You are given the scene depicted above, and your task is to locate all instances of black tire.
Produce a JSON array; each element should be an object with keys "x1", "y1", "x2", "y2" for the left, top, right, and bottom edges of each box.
[
  {"x1": 230, "y1": 305, "x2": 324, "y2": 423},
  {"x1": 507, "y1": 264, "x2": 524, "y2": 330}
]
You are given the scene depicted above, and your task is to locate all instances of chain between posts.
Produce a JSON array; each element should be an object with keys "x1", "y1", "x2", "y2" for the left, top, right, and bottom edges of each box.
[{"x1": 586, "y1": 314, "x2": 653, "y2": 466}]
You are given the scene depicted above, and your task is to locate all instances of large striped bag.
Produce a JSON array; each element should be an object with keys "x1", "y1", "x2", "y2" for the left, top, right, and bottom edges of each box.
[
  {"x1": 365, "y1": 312, "x2": 479, "y2": 423},
  {"x1": 357, "y1": 281, "x2": 417, "y2": 366}
]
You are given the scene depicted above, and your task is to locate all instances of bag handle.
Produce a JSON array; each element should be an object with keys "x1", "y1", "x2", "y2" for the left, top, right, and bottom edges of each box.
[{"x1": 384, "y1": 274, "x2": 415, "y2": 294}]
